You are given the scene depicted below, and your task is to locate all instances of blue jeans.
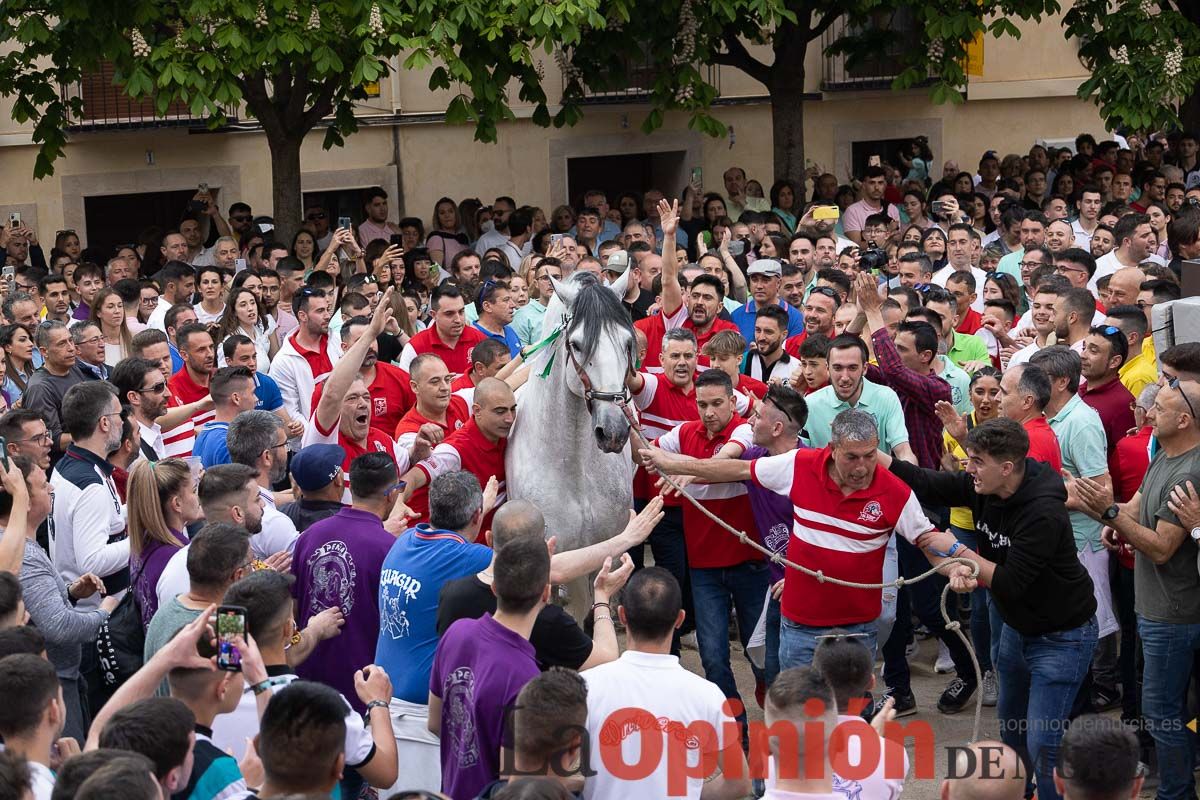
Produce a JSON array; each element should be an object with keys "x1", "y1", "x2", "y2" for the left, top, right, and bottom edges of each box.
[
  {"x1": 691, "y1": 561, "x2": 769, "y2": 714},
  {"x1": 1137, "y1": 616, "x2": 1200, "y2": 800},
  {"x1": 779, "y1": 618, "x2": 879, "y2": 670},
  {"x1": 765, "y1": 596, "x2": 782, "y2": 688},
  {"x1": 988, "y1": 592, "x2": 1004, "y2": 669},
  {"x1": 997, "y1": 616, "x2": 1097, "y2": 800},
  {"x1": 951, "y1": 525, "x2": 993, "y2": 673}
]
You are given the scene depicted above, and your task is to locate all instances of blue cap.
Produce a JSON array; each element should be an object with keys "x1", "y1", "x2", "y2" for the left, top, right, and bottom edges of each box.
[{"x1": 290, "y1": 444, "x2": 345, "y2": 492}]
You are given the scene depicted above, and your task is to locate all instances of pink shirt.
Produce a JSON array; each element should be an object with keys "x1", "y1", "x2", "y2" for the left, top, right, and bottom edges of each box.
[{"x1": 842, "y1": 199, "x2": 900, "y2": 234}]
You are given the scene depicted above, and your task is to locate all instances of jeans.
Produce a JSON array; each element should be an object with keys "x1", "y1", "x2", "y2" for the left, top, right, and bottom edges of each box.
[
  {"x1": 779, "y1": 618, "x2": 879, "y2": 670},
  {"x1": 691, "y1": 561, "x2": 769, "y2": 716},
  {"x1": 988, "y1": 593, "x2": 1004, "y2": 669},
  {"x1": 629, "y1": 503, "x2": 692, "y2": 644},
  {"x1": 951, "y1": 526, "x2": 993, "y2": 673},
  {"x1": 877, "y1": 535, "x2": 899, "y2": 647},
  {"x1": 997, "y1": 616, "x2": 1098, "y2": 800},
  {"x1": 1137, "y1": 616, "x2": 1200, "y2": 800},
  {"x1": 765, "y1": 596, "x2": 782, "y2": 688},
  {"x1": 1111, "y1": 563, "x2": 1143, "y2": 727},
  {"x1": 883, "y1": 537, "x2": 976, "y2": 694}
]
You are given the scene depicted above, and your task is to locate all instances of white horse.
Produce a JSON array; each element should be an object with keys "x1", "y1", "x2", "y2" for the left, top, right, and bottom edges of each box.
[{"x1": 507, "y1": 269, "x2": 638, "y2": 618}]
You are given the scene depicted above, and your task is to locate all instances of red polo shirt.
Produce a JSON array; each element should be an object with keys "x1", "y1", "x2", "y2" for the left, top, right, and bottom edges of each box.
[
  {"x1": 288, "y1": 331, "x2": 334, "y2": 381},
  {"x1": 636, "y1": 303, "x2": 738, "y2": 371},
  {"x1": 405, "y1": 326, "x2": 487, "y2": 375},
  {"x1": 311, "y1": 361, "x2": 415, "y2": 435},
  {"x1": 736, "y1": 374, "x2": 768, "y2": 400},
  {"x1": 393, "y1": 396, "x2": 471, "y2": 442},
  {"x1": 1024, "y1": 416, "x2": 1063, "y2": 471},
  {"x1": 410, "y1": 419, "x2": 507, "y2": 531},
  {"x1": 168, "y1": 367, "x2": 216, "y2": 431},
  {"x1": 956, "y1": 308, "x2": 982, "y2": 335}
]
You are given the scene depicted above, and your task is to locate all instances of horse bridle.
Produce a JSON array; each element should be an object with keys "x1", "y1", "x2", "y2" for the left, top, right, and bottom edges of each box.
[{"x1": 561, "y1": 319, "x2": 632, "y2": 413}]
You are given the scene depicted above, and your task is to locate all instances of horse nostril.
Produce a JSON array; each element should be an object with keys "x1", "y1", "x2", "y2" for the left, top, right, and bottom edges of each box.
[{"x1": 595, "y1": 427, "x2": 606, "y2": 440}]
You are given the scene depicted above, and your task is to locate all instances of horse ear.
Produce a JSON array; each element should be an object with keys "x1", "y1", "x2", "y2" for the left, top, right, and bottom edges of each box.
[
  {"x1": 608, "y1": 265, "x2": 630, "y2": 299},
  {"x1": 551, "y1": 275, "x2": 577, "y2": 306}
]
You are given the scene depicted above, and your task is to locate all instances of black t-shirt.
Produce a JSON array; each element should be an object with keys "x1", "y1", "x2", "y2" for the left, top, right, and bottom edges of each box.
[
  {"x1": 376, "y1": 331, "x2": 403, "y2": 364},
  {"x1": 623, "y1": 289, "x2": 655, "y2": 322},
  {"x1": 437, "y1": 575, "x2": 594, "y2": 670}
]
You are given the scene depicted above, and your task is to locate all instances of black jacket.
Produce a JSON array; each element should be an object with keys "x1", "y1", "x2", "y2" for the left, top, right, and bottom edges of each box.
[{"x1": 890, "y1": 458, "x2": 1096, "y2": 636}]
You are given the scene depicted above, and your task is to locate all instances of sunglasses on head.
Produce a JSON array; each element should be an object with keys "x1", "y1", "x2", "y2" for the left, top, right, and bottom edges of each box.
[{"x1": 1170, "y1": 377, "x2": 1197, "y2": 420}]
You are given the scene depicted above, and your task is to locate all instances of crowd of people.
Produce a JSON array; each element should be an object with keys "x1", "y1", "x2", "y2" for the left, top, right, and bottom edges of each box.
[{"x1": 0, "y1": 129, "x2": 1199, "y2": 800}]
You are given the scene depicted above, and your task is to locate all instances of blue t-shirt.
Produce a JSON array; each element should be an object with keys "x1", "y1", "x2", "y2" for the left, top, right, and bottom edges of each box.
[
  {"x1": 193, "y1": 422, "x2": 232, "y2": 469},
  {"x1": 473, "y1": 322, "x2": 522, "y2": 358},
  {"x1": 730, "y1": 299, "x2": 805, "y2": 344},
  {"x1": 170, "y1": 342, "x2": 184, "y2": 373},
  {"x1": 254, "y1": 372, "x2": 284, "y2": 412},
  {"x1": 376, "y1": 524, "x2": 493, "y2": 704}
]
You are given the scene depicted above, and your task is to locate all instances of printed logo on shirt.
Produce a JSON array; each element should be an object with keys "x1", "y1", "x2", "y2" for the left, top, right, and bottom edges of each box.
[
  {"x1": 374, "y1": 397, "x2": 387, "y2": 417},
  {"x1": 833, "y1": 774, "x2": 864, "y2": 800},
  {"x1": 858, "y1": 501, "x2": 883, "y2": 524},
  {"x1": 764, "y1": 523, "x2": 790, "y2": 554},
  {"x1": 379, "y1": 569, "x2": 421, "y2": 639},
  {"x1": 307, "y1": 540, "x2": 357, "y2": 617},
  {"x1": 444, "y1": 667, "x2": 481, "y2": 768}
]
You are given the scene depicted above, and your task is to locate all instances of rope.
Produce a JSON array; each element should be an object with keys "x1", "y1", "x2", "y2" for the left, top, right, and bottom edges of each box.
[{"x1": 616, "y1": 399, "x2": 985, "y2": 743}]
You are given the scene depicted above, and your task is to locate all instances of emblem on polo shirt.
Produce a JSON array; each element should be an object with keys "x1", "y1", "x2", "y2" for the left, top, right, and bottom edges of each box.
[
  {"x1": 858, "y1": 501, "x2": 883, "y2": 523},
  {"x1": 307, "y1": 540, "x2": 357, "y2": 617},
  {"x1": 374, "y1": 398, "x2": 387, "y2": 416}
]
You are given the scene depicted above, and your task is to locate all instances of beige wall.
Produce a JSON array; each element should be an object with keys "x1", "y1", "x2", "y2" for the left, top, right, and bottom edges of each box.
[{"x1": 0, "y1": 10, "x2": 1107, "y2": 239}]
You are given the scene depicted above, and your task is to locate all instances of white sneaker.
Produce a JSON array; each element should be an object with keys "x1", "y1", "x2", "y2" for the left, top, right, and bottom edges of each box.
[
  {"x1": 982, "y1": 669, "x2": 998, "y2": 707},
  {"x1": 935, "y1": 640, "x2": 954, "y2": 674}
]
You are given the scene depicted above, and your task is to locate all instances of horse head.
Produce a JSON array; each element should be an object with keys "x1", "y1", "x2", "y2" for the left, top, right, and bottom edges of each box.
[{"x1": 549, "y1": 271, "x2": 637, "y2": 453}]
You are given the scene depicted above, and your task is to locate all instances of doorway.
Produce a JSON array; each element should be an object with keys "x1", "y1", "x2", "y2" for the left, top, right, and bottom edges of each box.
[
  {"x1": 566, "y1": 151, "x2": 688, "y2": 211},
  {"x1": 84, "y1": 188, "x2": 218, "y2": 260}
]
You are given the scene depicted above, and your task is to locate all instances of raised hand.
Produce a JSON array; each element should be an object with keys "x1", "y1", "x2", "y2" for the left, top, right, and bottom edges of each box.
[
  {"x1": 657, "y1": 198, "x2": 680, "y2": 238},
  {"x1": 934, "y1": 400, "x2": 967, "y2": 443}
]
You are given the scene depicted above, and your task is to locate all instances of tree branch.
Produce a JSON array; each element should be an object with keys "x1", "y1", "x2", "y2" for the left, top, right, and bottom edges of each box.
[
  {"x1": 299, "y1": 79, "x2": 338, "y2": 133},
  {"x1": 241, "y1": 71, "x2": 284, "y2": 141},
  {"x1": 713, "y1": 32, "x2": 771, "y2": 85},
  {"x1": 811, "y1": 8, "x2": 842, "y2": 41},
  {"x1": 283, "y1": 63, "x2": 309, "y2": 126}
]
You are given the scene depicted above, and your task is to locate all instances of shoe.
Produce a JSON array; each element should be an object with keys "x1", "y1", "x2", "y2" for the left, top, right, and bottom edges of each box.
[
  {"x1": 935, "y1": 641, "x2": 954, "y2": 674},
  {"x1": 1092, "y1": 684, "x2": 1122, "y2": 712},
  {"x1": 937, "y1": 677, "x2": 977, "y2": 714},
  {"x1": 680, "y1": 632, "x2": 698, "y2": 650},
  {"x1": 982, "y1": 669, "x2": 998, "y2": 707},
  {"x1": 876, "y1": 687, "x2": 918, "y2": 718}
]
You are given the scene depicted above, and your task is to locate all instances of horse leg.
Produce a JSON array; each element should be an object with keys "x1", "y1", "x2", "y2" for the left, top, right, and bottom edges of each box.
[{"x1": 562, "y1": 574, "x2": 596, "y2": 624}]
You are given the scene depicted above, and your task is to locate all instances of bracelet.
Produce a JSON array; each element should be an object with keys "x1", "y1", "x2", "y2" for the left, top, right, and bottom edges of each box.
[
  {"x1": 365, "y1": 699, "x2": 389, "y2": 714},
  {"x1": 250, "y1": 680, "x2": 272, "y2": 696},
  {"x1": 591, "y1": 602, "x2": 610, "y2": 611},
  {"x1": 594, "y1": 615, "x2": 613, "y2": 625}
]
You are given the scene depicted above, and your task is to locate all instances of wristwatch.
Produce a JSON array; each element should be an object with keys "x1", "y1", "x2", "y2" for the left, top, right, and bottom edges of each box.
[
  {"x1": 1101, "y1": 504, "x2": 1120, "y2": 521},
  {"x1": 1190, "y1": 527, "x2": 1200, "y2": 541},
  {"x1": 365, "y1": 699, "x2": 389, "y2": 714}
]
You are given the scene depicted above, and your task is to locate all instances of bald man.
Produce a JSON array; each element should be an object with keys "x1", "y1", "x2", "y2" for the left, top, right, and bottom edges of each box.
[
  {"x1": 941, "y1": 741, "x2": 1026, "y2": 800},
  {"x1": 396, "y1": 377, "x2": 517, "y2": 528},
  {"x1": 1103, "y1": 267, "x2": 1145, "y2": 309}
]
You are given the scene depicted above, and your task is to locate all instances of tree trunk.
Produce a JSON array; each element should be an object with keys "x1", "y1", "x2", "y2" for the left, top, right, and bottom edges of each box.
[
  {"x1": 267, "y1": 133, "x2": 305, "y2": 243},
  {"x1": 1182, "y1": 89, "x2": 1200, "y2": 136},
  {"x1": 769, "y1": 75, "x2": 807, "y2": 187}
]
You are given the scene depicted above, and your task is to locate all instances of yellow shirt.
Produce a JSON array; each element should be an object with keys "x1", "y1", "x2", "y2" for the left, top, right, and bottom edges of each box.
[
  {"x1": 945, "y1": 413, "x2": 976, "y2": 531},
  {"x1": 1119, "y1": 346, "x2": 1158, "y2": 403}
]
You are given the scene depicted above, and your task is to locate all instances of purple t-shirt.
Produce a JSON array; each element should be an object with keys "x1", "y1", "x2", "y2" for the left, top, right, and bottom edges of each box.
[
  {"x1": 292, "y1": 507, "x2": 395, "y2": 711},
  {"x1": 134, "y1": 530, "x2": 188, "y2": 628},
  {"x1": 743, "y1": 446, "x2": 800, "y2": 584},
  {"x1": 430, "y1": 613, "x2": 539, "y2": 800}
]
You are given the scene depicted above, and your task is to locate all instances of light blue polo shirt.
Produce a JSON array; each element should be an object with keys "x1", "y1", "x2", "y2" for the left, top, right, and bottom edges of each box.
[
  {"x1": 512, "y1": 301, "x2": 549, "y2": 347},
  {"x1": 803, "y1": 379, "x2": 909, "y2": 455},
  {"x1": 937, "y1": 356, "x2": 972, "y2": 415},
  {"x1": 730, "y1": 298, "x2": 805, "y2": 343},
  {"x1": 1048, "y1": 393, "x2": 1109, "y2": 552}
]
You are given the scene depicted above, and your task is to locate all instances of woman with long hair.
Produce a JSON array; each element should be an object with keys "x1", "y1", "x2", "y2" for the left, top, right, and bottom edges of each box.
[
  {"x1": 0, "y1": 324, "x2": 34, "y2": 404},
  {"x1": 757, "y1": 233, "x2": 789, "y2": 260},
  {"x1": 89, "y1": 287, "x2": 133, "y2": 365},
  {"x1": 921, "y1": 226, "x2": 948, "y2": 271},
  {"x1": 292, "y1": 229, "x2": 318, "y2": 271},
  {"x1": 193, "y1": 265, "x2": 226, "y2": 325},
  {"x1": 953, "y1": 171, "x2": 975, "y2": 196},
  {"x1": 550, "y1": 205, "x2": 576, "y2": 234},
  {"x1": 216, "y1": 286, "x2": 278, "y2": 367},
  {"x1": 616, "y1": 192, "x2": 642, "y2": 227},
  {"x1": 54, "y1": 229, "x2": 82, "y2": 261},
  {"x1": 902, "y1": 188, "x2": 932, "y2": 229},
  {"x1": 970, "y1": 192, "x2": 991, "y2": 233},
  {"x1": 126, "y1": 458, "x2": 203, "y2": 628},
  {"x1": 402, "y1": 248, "x2": 440, "y2": 292},
  {"x1": 426, "y1": 197, "x2": 468, "y2": 267},
  {"x1": 982, "y1": 272, "x2": 1021, "y2": 309},
  {"x1": 769, "y1": 180, "x2": 800, "y2": 232}
]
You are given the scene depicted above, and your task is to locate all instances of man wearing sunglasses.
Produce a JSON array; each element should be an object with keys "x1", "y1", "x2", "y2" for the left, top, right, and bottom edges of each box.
[
  {"x1": 304, "y1": 202, "x2": 333, "y2": 250},
  {"x1": 112, "y1": 357, "x2": 172, "y2": 462},
  {"x1": 1079, "y1": 325, "x2": 1135, "y2": 476}
]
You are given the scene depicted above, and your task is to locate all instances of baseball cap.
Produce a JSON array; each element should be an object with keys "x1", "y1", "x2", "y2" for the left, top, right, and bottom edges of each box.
[
  {"x1": 290, "y1": 444, "x2": 345, "y2": 492},
  {"x1": 604, "y1": 250, "x2": 631, "y2": 274},
  {"x1": 746, "y1": 259, "x2": 782, "y2": 278}
]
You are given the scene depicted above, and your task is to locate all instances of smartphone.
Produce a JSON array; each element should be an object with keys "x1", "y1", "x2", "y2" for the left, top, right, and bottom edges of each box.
[
  {"x1": 728, "y1": 239, "x2": 746, "y2": 257},
  {"x1": 338, "y1": 216, "x2": 352, "y2": 230},
  {"x1": 690, "y1": 166, "x2": 703, "y2": 185},
  {"x1": 185, "y1": 456, "x2": 203, "y2": 487},
  {"x1": 2, "y1": 265, "x2": 13, "y2": 285},
  {"x1": 7, "y1": 212, "x2": 19, "y2": 227},
  {"x1": 812, "y1": 205, "x2": 840, "y2": 221},
  {"x1": 0, "y1": 437, "x2": 7, "y2": 471},
  {"x1": 931, "y1": 200, "x2": 947, "y2": 216},
  {"x1": 389, "y1": 233, "x2": 404, "y2": 247},
  {"x1": 868, "y1": 155, "x2": 881, "y2": 167},
  {"x1": 550, "y1": 233, "x2": 564, "y2": 246},
  {"x1": 234, "y1": 258, "x2": 247, "y2": 272},
  {"x1": 216, "y1": 605, "x2": 246, "y2": 671}
]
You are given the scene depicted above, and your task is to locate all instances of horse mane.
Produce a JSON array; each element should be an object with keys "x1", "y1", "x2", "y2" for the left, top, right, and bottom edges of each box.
[{"x1": 564, "y1": 272, "x2": 636, "y2": 370}]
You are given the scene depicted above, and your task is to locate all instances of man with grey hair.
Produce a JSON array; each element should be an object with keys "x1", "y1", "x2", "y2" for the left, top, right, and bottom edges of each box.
[
  {"x1": 105, "y1": 255, "x2": 134, "y2": 286},
  {"x1": 209, "y1": 236, "x2": 240, "y2": 273},
  {"x1": 226, "y1": 409, "x2": 298, "y2": 556},
  {"x1": 3, "y1": 292, "x2": 39, "y2": 330},
  {"x1": 20, "y1": 320, "x2": 82, "y2": 456},
  {"x1": 644, "y1": 407, "x2": 967, "y2": 671}
]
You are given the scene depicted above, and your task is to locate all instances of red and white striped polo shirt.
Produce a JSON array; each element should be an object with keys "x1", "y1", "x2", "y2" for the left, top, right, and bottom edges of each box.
[
  {"x1": 750, "y1": 447, "x2": 933, "y2": 627},
  {"x1": 657, "y1": 416, "x2": 761, "y2": 568},
  {"x1": 410, "y1": 419, "x2": 507, "y2": 533}
]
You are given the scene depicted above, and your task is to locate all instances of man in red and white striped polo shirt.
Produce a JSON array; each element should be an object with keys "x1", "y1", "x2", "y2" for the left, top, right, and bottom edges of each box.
[
  {"x1": 395, "y1": 377, "x2": 515, "y2": 532},
  {"x1": 653, "y1": 368, "x2": 764, "y2": 722},
  {"x1": 393, "y1": 354, "x2": 470, "y2": 450},
  {"x1": 166, "y1": 323, "x2": 218, "y2": 457},
  {"x1": 643, "y1": 406, "x2": 971, "y2": 670}
]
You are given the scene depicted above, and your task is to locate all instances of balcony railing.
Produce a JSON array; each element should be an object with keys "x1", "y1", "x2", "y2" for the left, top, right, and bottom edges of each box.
[
  {"x1": 821, "y1": 13, "x2": 926, "y2": 91},
  {"x1": 60, "y1": 63, "x2": 236, "y2": 130}
]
